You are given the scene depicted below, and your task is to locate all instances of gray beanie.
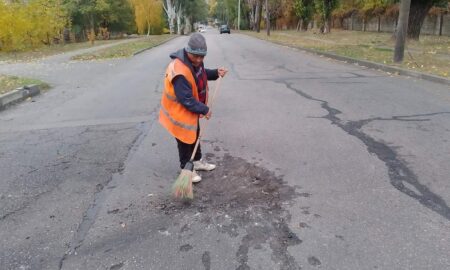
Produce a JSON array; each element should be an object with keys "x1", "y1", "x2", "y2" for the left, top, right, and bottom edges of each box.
[{"x1": 185, "y1": 33, "x2": 207, "y2": 56}]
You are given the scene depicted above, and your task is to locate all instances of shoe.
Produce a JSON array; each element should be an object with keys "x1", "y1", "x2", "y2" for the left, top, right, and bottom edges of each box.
[
  {"x1": 192, "y1": 170, "x2": 202, "y2": 183},
  {"x1": 193, "y1": 159, "x2": 216, "y2": 171}
]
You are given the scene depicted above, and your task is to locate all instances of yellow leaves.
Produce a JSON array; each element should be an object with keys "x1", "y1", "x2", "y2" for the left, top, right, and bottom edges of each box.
[
  {"x1": 130, "y1": 0, "x2": 164, "y2": 35},
  {"x1": 0, "y1": 0, "x2": 67, "y2": 52}
]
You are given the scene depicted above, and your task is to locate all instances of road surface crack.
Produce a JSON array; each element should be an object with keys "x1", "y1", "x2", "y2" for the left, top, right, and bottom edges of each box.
[
  {"x1": 282, "y1": 80, "x2": 450, "y2": 220},
  {"x1": 58, "y1": 122, "x2": 150, "y2": 269}
]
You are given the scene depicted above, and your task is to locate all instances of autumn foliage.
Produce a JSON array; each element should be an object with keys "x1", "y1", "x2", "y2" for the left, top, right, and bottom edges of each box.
[
  {"x1": 0, "y1": 0, "x2": 66, "y2": 52},
  {"x1": 129, "y1": 0, "x2": 165, "y2": 35}
]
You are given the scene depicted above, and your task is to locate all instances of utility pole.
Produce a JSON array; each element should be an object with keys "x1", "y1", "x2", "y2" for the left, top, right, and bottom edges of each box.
[
  {"x1": 393, "y1": 0, "x2": 411, "y2": 63},
  {"x1": 238, "y1": 0, "x2": 241, "y2": 30}
]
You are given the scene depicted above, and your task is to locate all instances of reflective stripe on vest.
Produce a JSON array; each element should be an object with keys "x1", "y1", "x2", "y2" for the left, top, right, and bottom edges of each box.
[
  {"x1": 159, "y1": 58, "x2": 200, "y2": 143},
  {"x1": 160, "y1": 106, "x2": 197, "y2": 131},
  {"x1": 165, "y1": 91, "x2": 177, "y2": 101}
]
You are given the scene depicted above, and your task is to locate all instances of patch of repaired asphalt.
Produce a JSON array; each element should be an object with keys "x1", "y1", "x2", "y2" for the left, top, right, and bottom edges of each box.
[{"x1": 155, "y1": 154, "x2": 303, "y2": 269}]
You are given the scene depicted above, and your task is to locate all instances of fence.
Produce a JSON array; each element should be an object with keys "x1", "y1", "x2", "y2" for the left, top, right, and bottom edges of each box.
[{"x1": 339, "y1": 14, "x2": 450, "y2": 36}]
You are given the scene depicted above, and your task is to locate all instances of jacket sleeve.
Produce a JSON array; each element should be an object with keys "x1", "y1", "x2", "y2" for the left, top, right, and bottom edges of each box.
[
  {"x1": 205, "y1": 69, "x2": 219, "y2": 80},
  {"x1": 173, "y1": 75, "x2": 209, "y2": 115}
]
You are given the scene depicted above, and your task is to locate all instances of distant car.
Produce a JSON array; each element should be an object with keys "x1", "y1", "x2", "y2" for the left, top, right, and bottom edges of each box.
[
  {"x1": 220, "y1": 25, "x2": 230, "y2": 34},
  {"x1": 199, "y1": 28, "x2": 206, "y2": 33}
]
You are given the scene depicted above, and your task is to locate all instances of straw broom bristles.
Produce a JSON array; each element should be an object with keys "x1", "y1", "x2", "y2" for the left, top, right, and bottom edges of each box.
[{"x1": 172, "y1": 168, "x2": 194, "y2": 199}]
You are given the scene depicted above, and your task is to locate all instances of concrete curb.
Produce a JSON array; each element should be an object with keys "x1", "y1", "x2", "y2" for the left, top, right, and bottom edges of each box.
[
  {"x1": 0, "y1": 84, "x2": 40, "y2": 111},
  {"x1": 133, "y1": 35, "x2": 179, "y2": 56},
  {"x1": 291, "y1": 46, "x2": 450, "y2": 86}
]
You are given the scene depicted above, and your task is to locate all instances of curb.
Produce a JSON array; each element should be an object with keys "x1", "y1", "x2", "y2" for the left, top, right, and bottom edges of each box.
[
  {"x1": 0, "y1": 84, "x2": 40, "y2": 111},
  {"x1": 292, "y1": 46, "x2": 450, "y2": 86},
  {"x1": 133, "y1": 35, "x2": 178, "y2": 56}
]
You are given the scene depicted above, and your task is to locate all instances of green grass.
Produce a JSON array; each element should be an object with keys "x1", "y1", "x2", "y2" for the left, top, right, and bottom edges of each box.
[
  {"x1": 71, "y1": 35, "x2": 174, "y2": 61},
  {"x1": 0, "y1": 74, "x2": 50, "y2": 95},
  {"x1": 0, "y1": 40, "x2": 118, "y2": 63},
  {"x1": 243, "y1": 30, "x2": 450, "y2": 78}
]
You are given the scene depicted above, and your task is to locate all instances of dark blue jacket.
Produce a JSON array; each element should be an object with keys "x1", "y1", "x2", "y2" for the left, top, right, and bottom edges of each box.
[{"x1": 169, "y1": 49, "x2": 219, "y2": 115}]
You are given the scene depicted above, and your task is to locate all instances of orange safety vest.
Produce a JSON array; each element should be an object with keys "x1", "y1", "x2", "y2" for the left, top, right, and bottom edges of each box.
[{"x1": 159, "y1": 58, "x2": 200, "y2": 144}]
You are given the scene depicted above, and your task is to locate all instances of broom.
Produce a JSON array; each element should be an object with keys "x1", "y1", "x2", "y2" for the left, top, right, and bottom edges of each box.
[{"x1": 172, "y1": 76, "x2": 223, "y2": 199}]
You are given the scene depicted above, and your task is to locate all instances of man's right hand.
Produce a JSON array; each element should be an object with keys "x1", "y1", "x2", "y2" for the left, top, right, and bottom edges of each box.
[
  {"x1": 204, "y1": 111, "x2": 212, "y2": 120},
  {"x1": 218, "y1": 67, "x2": 228, "y2": 77}
]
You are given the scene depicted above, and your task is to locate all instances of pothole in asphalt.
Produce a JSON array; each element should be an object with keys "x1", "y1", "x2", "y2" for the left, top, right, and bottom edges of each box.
[{"x1": 154, "y1": 154, "x2": 303, "y2": 269}]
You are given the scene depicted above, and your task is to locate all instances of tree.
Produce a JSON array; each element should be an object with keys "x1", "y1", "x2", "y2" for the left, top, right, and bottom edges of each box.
[
  {"x1": 162, "y1": 0, "x2": 176, "y2": 34},
  {"x1": 265, "y1": 0, "x2": 270, "y2": 35},
  {"x1": 130, "y1": 0, "x2": 164, "y2": 35},
  {"x1": 99, "y1": 0, "x2": 135, "y2": 34},
  {"x1": 394, "y1": 0, "x2": 410, "y2": 62},
  {"x1": 210, "y1": 0, "x2": 226, "y2": 23},
  {"x1": 314, "y1": 0, "x2": 339, "y2": 33},
  {"x1": 210, "y1": 0, "x2": 246, "y2": 29},
  {"x1": 63, "y1": 0, "x2": 135, "y2": 41},
  {"x1": 0, "y1": 0, "x2": 67, "y2": 52},
  {"x1": 255, "y1": 0, "x2": 263, "y2": 32},
  {"x1": 331, "y1": 0, "x2": 361, "y2": 29},
  {"x1": 263, "y1": 0, "x2": 282, "y2": 34},
  {"x1": 293, "y1": 0, "x2": 315, "y2": 30},
  {"x1": 406, "y1": 0, "x2": 447, "y2": 39},
  {"x1": 183, "y1": 0, "x2": 209, "y2": 33}
]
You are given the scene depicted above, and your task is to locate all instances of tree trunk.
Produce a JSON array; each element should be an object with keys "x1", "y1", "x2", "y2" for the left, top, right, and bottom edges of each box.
[
  {"x1": 249, "y1": 4, "x2": 255, "y2": 30},
  {"x1": 184, "y1": 16, "x2": 191, "y2": 34},
  {"x1": 351, "y1": 13, "x2": 354, "y2": 30},
  {"x1": 301, "y1": 20, "x2": 309, "y2": 31},
  {"x1": 163, "y1": 0, "x2": 176, "y2": 34},
  {"x1": 439, "y1": 13, "x2": 444, "y2": 36},
  {"x1": 177, "y1": 12, "x2": 182, "y2": 35},
  {"x1": 265, "y1": 0, "x2": 270, "y2": 36},
  {"x1": 255, "y1": 0, "x2": 262, "y2": 32},
  {"x1": 327, "y1": 17, "x2": 332, "y2": 33},
  {"x1": 339, "y1": 18, "x2": 344, "y2": 29},
  {"x1": 394, "y1": 0, "x2": 411, "y2": 63},
  {"x1": 407, "y1": 0, "x2": 433, "y2": 40},
  {"x1": 378, "y1": 16, "x2": 381, "y2": 32},
  {"x1": 392, "y1": 17, "x2": 398, "y2": 40},
  {"x1": 238, "y1": 0, "x2": 241, "y2": 30},
  {"x1": 89, "y1": 14, "x2": 95, "y2": 45}
]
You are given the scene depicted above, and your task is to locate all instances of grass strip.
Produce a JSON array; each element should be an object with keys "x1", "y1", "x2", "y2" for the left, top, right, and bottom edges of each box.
[
  {"x1": 0, "y1": 40, "x2": 118, "y2": 63},
  {"x1": 243, "y1": 30, "x2": 450, "y2": 78},
  {"x1": 71, "y1": 35, "x2": 174, "y2": 61},
  {"x1": 0, "y1": 74, "x2": 50, "y2": 95}
]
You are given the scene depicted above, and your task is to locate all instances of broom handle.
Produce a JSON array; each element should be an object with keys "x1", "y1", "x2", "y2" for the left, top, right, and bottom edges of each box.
[{"x1": 189, "y1": 76, "x2": 222, "y2": 161}]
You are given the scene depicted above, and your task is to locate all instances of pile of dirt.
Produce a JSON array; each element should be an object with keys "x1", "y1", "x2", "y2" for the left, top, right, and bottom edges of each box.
[{"x1": 155, "y1": 154, "x2": 303, "y2": 269}]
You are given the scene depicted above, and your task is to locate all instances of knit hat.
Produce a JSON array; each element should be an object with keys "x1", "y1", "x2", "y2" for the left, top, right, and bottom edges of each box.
[{"x1": 185, "y1": 33, "x2": 207, "y2": 56}]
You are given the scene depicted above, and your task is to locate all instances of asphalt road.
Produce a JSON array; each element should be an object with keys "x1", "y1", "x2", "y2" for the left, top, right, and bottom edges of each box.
[{"x1": 0, "y1": 31, "x2": 449, "y2": 270}]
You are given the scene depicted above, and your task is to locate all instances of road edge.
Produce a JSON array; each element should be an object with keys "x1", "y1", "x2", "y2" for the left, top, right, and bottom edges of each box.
[
  {"x1": 132, "y1": 35, "x2": 179, "y2": 56},
  {"x1": 0, "y1": 84, "x2": 40, "y2": 111},
  {"x1": 284, "y1": 45, "x2": 450, "y2": 86}
]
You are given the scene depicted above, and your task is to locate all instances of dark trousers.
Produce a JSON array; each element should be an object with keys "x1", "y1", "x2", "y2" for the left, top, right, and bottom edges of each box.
[{"x1": 176, "y1": 127, "x2": 201, "y2": 169}]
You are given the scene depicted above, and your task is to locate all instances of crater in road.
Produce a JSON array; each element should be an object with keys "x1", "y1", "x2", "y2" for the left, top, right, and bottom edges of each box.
[{"x1": 155, "y1": 154, "x2": 303, "y2": 269}]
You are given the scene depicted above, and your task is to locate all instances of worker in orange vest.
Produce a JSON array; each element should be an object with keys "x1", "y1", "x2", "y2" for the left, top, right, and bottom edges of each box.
[{"x1": 159, "y1": 33, "x2": 228, "y2": 183}]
